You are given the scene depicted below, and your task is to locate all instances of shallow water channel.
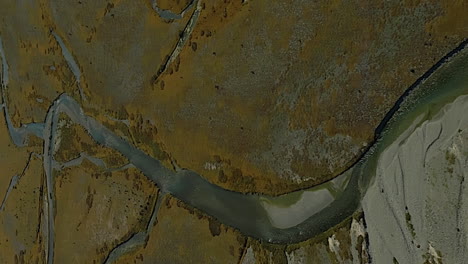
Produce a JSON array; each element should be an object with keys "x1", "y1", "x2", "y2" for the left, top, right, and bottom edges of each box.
[{"x1": 1, "y1": 35, "x2": 468, "y2": 250}]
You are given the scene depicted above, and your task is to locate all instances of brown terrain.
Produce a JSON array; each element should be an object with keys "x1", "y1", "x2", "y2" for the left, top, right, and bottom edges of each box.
[{"x1": 0, "y1": 0, "x2": 467, "y2": 263}]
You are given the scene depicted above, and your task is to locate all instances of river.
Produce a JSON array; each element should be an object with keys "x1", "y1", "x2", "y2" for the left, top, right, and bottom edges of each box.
[{"x1": 1, "y1": 35, "x2": 468, "y2": 262}]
